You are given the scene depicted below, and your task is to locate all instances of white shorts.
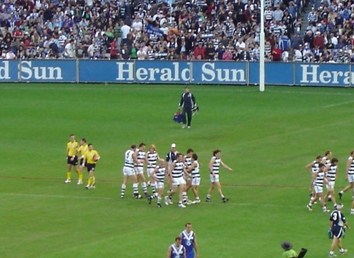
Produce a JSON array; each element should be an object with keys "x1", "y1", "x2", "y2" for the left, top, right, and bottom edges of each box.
[
  {"x1": 314, "y1": 185, "x2": 323, "y2": 194},
  {"x1": 326, "y1": 181, "x2": 335, "y2": 189},
  {"x1": 192, "y1": 177, "x2": 201, "y2": 186},
  {"x1": 210, "y1": 174, "x2": 219, "y2": 183},
  {"x1": 123, "y1": 167, "x2": 135, "y2": 176},
  {"x1": 147, "y1": 168, "x2": 155, "y2": 177},
  {"x1": 348, "y1": 174, "x2": 354, "y2": 183},
  {"x1": 172, "y1": 177, "x2": 186, "y2": 186},
  {"x1": 135, "y1": 167, "x2": 144, "y2": 175},
  {"x1": 156, "y1": 182, "x2": 164, "y2": 189}
]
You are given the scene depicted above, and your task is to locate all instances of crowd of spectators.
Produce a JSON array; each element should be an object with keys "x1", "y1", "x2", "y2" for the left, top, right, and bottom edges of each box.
[{"x1": 0, "y1": 0, "x2": 353, "y2": 62}]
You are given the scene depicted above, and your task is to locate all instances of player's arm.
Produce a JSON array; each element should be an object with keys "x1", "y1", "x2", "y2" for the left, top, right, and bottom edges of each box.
[
  {"x1": 187, "y1": 162, "x2": 196, "y2": 173},
  {"x1": 345, "y1": 158, "x2": 351, "y2": 180},
  {"x1": 310, "y1": 172, "x2": 317, "y2": 186},
  {"x1": 183, "y1": 246, "x2": 186, "y2": 258},
  {"x1": 194, "y1": 233, "x2": 199, "y2": 258},
  {"x1": 133, "y1": 151, "x2": 140, "y2": 164},
  {"x1": 170, "y1": 162, "x2": 176, "y2": 180},
  {"x1": 220, "y1": 160, "x2": 232, "y2": 171},
  {"x1": 178, "y1": 94, "x2": 183, "y2": 110},
  {"x1": 150, "y1": 167, "x2": 159, "y2": 181},
  {"x1": 342, "y1": 213, "x2": 351, "y2": 230},
  {"x1": 305, "y1": 162, "x2": 314, "y2": 174},
  {"x1": 95, "y1": 151, "x2": 100, "y2": 161},
  {"x1": 191, "y1": 94, "x2": 196, "y2": 107},
  {"x1": 209, "y1": 157, "x2": 215, "y2": 176},
  {"x1": 166, "y1": 246, "x2": 172, "y2": 258},
  {"x1": 157, "y1": 153, "x2": 164, "y2": 162}
]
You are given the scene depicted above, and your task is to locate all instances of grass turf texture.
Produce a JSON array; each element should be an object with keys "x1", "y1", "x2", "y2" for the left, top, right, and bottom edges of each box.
[{"x1": 1, "y1": 84, "x2": 354, "y2": 258}]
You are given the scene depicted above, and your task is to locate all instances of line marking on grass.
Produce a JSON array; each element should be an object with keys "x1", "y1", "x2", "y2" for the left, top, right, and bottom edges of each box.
[
  {"x1": 0, "y1": 192, "x2": 302, "y2": 208},
  {"x1": 0, "y1": 175, "x2": 307, "y2": 189},
  {"x1": 324, "y1": 100, "x2": 354, "y2": 108}
]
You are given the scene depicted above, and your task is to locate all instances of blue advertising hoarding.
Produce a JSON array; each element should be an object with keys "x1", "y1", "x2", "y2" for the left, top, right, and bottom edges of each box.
[{"x1": 1, "y1": 60, "x2": 353, "y2": 87}]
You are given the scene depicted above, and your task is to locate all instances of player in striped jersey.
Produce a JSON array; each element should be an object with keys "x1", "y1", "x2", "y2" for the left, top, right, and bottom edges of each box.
[
  {"x1": 187, "y1": 153, "x2": 201, "y2": 203},
  {"x1": 134, "y1": 142, "x2": 149, "y2": 197},
  {"x1": 338, "y1": 150, "x2": 354, "y2": 201},
  {"x1": 307, "y1": 163, "x2": 330, "y2": 212},
  {"x1": 322, "y1": 151, "x2": 333, "y2": 201},
  {"x1": 146, "y1": 144, "x2": 163, "y2": 197},
  {"x1": 149, "y1": 160, "x2": 166, "y2": 208},
  {"x1": 324, "y1": 158, "x2": 339, "y2": 208},
  {"x1": 121, "y1": 145, "x2": 142, "y2": 199},
  {"x1": 183, "y1": 149, "x2": 194, "y2": 205},
  {"x1": 166, "y1": 236, "x2": 186, "y2": 258},
  {"x1": 328, "y1": 203, "x2": 350, "y2": 257},
  {"x1": 165, "y1": 153, "x2": 189, "y2": 208},
  {"x1": 206, "y1": 149, "x2": 232, "y2": 203},
  {"x1": 305, "y1": 155, "x2": 322, "y2": 202}
]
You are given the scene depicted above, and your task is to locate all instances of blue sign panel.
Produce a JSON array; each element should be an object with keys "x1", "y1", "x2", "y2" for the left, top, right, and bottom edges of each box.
[
  {"x1": 192, "y1": 61, "x2": 247, "y2": 84},
  {"x1": 0, "y1": 60, "x2": 19, "y2": 82},
  {"x1": 79, "y1": 60, "x2": 135, "y2": 83},
  {"x1": 135, "y1": 61, "x2": 190, "y2": 83},
  {"x1": 295, "y1": 63, "x2": 352, "y2": 87},
  {"x1": 249, "y1": 62, "x2": 294, "y2": 85},
  {"x1": 19, "y1": 60, "x2": 76, "y2": 82}
]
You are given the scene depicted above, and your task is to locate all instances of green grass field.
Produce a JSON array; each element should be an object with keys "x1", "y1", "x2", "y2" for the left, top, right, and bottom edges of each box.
[{"x1": 1, "y1": 84, "x2": 354, "y2": 258}]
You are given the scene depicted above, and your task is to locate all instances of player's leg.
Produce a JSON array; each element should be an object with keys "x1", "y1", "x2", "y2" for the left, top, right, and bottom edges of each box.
[
  {"x1": 192, "y1": 178, "x2": 200, "y2": 203},
  {"x1": 329, "y1": 236, "x2": 339, "y2": 256},
  {"x1": 156, "y1": 182, "x2": 164, "y2": 208},
  {"x1": 215, "y1": 180, "x2": 229, "y2": 203},
  {"x1": 65, "y1": 161, "x2": 72, "y2": 183},
  {"x1": 77, "y1": 161, "x2": 84, "y2": 185},
  {"x1": 318, "y1": 192, "x2": 329, "y2": 212},
  {"x1": 166, "y1": 184, "x2": 177, "y2": 205},
  {"x1": 181, "y1": 108, "x2": 187, "y2": 128},
  {"x1": 185, "y1": 178, "x2": 192, "y2": 203},
  {"x1": 131, "y1": 173, "x2": 141, "y2": 199},
  {"x1": 351, "y1": 191, "x2": 354, "y2": 214},
  {"x1": 206, "y1": 176, "x2": 215, "y2": 202},
  {"x1": 137, "y1": 169, "x2": 148, "y2": 197},
  {"x1": 339, "y1": 181, "x2": 354, "y2": 199},
  {"x1": 85, "y1": 167, "x2": 94, "y2": 189},
  {"x1": 307, "y1": 187, "x2": 319, "y2": 211},
  {"x1": 120, "y1": 168, "x2": 129, "y2": 199},
  {"x1": 178, "y1": 183, "x2": 186, "y2": 208}
]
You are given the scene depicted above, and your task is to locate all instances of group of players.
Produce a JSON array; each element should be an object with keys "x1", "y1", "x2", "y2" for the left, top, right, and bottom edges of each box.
[
  {"x1": 167, "y1": 223, "x2": 199, "y2": 258},
  {"x1": 65, "y1": 134, "x2": 100, "y2": 189},
  {"x1": 305, "y1": 150, "x2": 354, "y2": 257},
  {"x1": 120, "y1": 142, "x2": 233, "y2": 208}
]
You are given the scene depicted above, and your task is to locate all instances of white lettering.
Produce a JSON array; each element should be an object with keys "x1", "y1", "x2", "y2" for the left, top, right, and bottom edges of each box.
[
  {"x1": 300, "y1": 65, "x2": 319, "y2": 83},
  {"x1": 0, "y1": 61, "x2": 10, "y2": 79},
  {"x1": 201, "y1": 63, "x2": 215, "y2": 82},
  {"x1": 319, "y1": 70, "x2": 332, "y2": 84},
  {"x1": 181, "y1": 63, "x2": 190, "y2": 81},
  {"x1": 136, "y1": 68, "x2": 148, "y2": 81},
  {"x1": 331, "y1": 71, "x2": 343, "y2": 84},
  {"x1": 116, "y1": 62, "x2": 134, "y2": 81},
  {"x1": 172, "y1": 62, "x2": 180, "y2": 81},
  {"x1": 20, "y1": 61, "x2": 63, "y2": 80},
  {"x1": 201, "y1": 63, "x2": 245, "y2": 82},
  {"x1": 160, "y1": 68, "x2": 172, "y2": 81}
]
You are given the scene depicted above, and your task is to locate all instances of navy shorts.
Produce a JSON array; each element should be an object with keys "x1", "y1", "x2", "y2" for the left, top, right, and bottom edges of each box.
[
  {"x1": 67, "y1": 156, "x2": 78, "y2": 165},
  {"x1": 332, "y1": 226, "x2": 345, "y2": 238},
  {"x1": 86, "y1": 164, "x2": 96, "y2": 172},
  {"x1": 79, "y1": 158, "x2": 86, "y2": 167}
]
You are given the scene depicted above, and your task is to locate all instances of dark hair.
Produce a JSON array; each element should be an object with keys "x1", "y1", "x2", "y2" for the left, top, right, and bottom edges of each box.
[
  {"x1": 319, "y1": 163, "x2": 325, "y2": 168},
  {"x1": 81, "y1": 138, "x2": 86, "y2": 142},
  {"x1": 185, "y1": 222, "x2": 192, "y2": 227},
  {"x1": 325, "y1": 150, "x2": 331, "y2": 156},
  {"x1": 213, "y1": 149, "x2": 221, "y2": 156},
  {"x1": 88, "y1": 143, "x2": 93, "y2": 147},
  {"x1": 186, "y1": 148, "x2": 194, "y2": 154},
  {"x1": 176, "y1": 153, "x2": 183, "y2": 158},
  {"x1": 175, "y1": 236, "x2": 182, "y2": 241},
  {"x1": 139, "y1": 142, "x2": 146, "y2": 147},
  {"x1": 131, "y1": 144, "x2": 137, "y2": 149},
  {"x1": 70, "y1": 134, "x2": 75, "y2": 137},
  {"x1": 192, "y1": 153, "x2": 198, "y2": 160},
  {"x1": 331, "y1": 158, "x2": 339, "y2": 163},
  {"x1": 316, "y1": 155, "x2": 322, "y2": 160}
]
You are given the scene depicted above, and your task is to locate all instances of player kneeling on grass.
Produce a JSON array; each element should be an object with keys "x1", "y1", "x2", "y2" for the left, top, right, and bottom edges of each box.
[
  {"x1": 307, "y1": 163, "x2": 330, "y2": 212},
  {"x1": 83, "y1": 144, "x2": 100, "y2": 189},
  {"x1": 149, "y1": 160, "x2": 166, "y2": 208},
  {"x1": 187, "y1": 153, "x2": 201, "y2": 204},
  {"x1": 329, "y1": 203, "x2": 350, "y2": 257}
]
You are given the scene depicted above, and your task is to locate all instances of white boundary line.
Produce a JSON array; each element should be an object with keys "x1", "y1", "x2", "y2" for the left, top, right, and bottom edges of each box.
[
  {"x1": 324, "y1": 100, "x2": 354, "y2": 108},
  {"x1": 0, "y1": 192, "x2": 301, "y2": 208}
]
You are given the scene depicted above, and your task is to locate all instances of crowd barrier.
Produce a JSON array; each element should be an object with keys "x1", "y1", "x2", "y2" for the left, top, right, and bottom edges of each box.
[{"x1": 0, "y1": 60, "x2": 353, "y2": 87}]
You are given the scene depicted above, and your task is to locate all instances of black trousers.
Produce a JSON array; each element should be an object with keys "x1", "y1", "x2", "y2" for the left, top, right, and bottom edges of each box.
[{"x1": 182, "y1": 107, "x2": 192, "y2": 126}]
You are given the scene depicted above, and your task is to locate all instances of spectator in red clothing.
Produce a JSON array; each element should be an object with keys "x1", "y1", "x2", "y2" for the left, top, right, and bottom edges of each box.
[
  {"x1": 13, "y1": 27, "x2": 23, "y2": 40},
  {"x1": 271, "y1": 44, "x2": 282, "y2": 61},
  {"x1": 110, "y1": 38, "x2": 118, "y2": 59},
  {"x1": 194, "y1": 42, "x2": 205, "y2": 60},
  {"x1": 313, "y1": 31, "x2": 324, "y2": 49},
  {"x1": 222, "y1": 47, "x2": 233, "y2": 60}
]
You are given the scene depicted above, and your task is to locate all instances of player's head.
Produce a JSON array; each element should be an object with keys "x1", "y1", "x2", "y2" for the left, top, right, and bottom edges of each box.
[
  {"x1": 81, "y1": 138, "x2": 86, "y2": 144},
  {"x1": 149, "y1": 144, "x2": 156, "y2": 152},
  {"x1": 331, "y1": 158, "x2": 339, "y2": 165},
  {"x1": 319, "y1": 163, "x2": 325, "y2": 170},
  {"x1": 88, "y1": 143, "x2": 93, "y2": 150},
  {"x1": 336, "y1": 203, "x2": 344, "y2": 210},
  {"x1": 213, "y1": 149, "x2": 221, "y2": 157},
  {"x1": 325, "y1": 150, "x2": 332, "y2": 157},
  {"x1": 192, "y1": 153, "x2": 198, "y2": 161},
  {"x1": 69, "y1": 134, "x2": 75, "y2": 141},
  {"x1": 351, "y1": 150, "x2": 354, "y2": 156},
  {"x1": 139, "y1": 142, "x2": 146, "y2": 149},
  {"x1": 176, "y1": 153, "x2": 183, "y2": 161},
  {"x1": 131, "y1": 144, "x2": 137, "y2": 150},
  {"x1": 316, "y1": 155, "x2": 322, "y2": 161},
  {"x1": 185, "y1": 222, "x2": 192, "y2": 232},
  {"x1": 281, "y1": 241, "x2": 293, "y2": 251},
  {"x1": 175, "y1": 236, "x2": 182, "y2": 245},
  {"x1": 186, "y1": 148, "x2": 194, "y2": 156},
  {"x1": 184, "y1": 85, "x2": 190, "y2": 92}
]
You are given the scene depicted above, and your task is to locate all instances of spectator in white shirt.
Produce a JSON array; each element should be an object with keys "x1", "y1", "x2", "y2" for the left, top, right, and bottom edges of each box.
[
  {"x1": 63, "y1": 39, "x2": 75, "y2": 58},
  {"x1": 137, "y1": 46, "x2": 147, "y2": 60}
]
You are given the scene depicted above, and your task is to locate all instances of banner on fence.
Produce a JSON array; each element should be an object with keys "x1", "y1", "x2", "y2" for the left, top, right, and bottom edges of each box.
[{"x1": 0, "y1": 60, "x2": 353, "y2": 87}]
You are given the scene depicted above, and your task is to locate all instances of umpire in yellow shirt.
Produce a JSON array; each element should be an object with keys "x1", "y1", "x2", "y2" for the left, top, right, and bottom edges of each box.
[
  {"x1": 83, "y1": 144, "x2": 100, "y2": 190},
  {"x1": 65, "y1": 134, "x2": 79, "y2": 183},
  {"x1": 178, "y1": 86, "x2": 196, "y2": 129}
]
